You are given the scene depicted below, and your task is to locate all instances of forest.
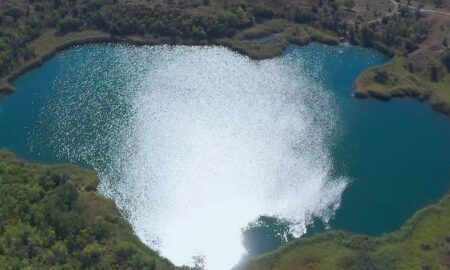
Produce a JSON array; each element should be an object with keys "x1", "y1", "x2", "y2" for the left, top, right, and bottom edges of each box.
[{"x1": 0, "y1": 151, "x2": 176, "y2": 270}]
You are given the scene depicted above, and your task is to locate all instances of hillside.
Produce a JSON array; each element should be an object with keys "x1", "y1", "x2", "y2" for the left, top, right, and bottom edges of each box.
[
  {"x1": 0, "y1": 151, "x2": 449, "y2": 269},
  {"x1": 237, "y1": 192, "x2": 450, "y2": 270},
  {"x1": 0, "y1": 151, "x2": 177, "y2": 270}
]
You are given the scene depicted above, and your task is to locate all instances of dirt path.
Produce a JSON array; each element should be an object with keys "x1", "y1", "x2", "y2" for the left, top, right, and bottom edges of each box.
[
  {"x1": 366, "y1": 0, "x2": 398, "y2": 24},
  {"x1": 366, "y1": 0, "x2": 449, "y2": 24},
  {"x1": 416, "y1": 8, "x2": 450, "y2": 17}
]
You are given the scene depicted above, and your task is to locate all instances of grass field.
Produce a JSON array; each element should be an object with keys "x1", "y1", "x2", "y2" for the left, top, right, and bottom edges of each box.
[
  {"x1": 237, "y1": 193, "x2": 450, "y2": 270},
  {"x1": 5, "y1": 30, "x2": 111, "y2": 83},
  {"x1": 220, "y1": 19, "x2": 338, "y2": 59},
  {"x1": 355, "y1": 57, "x2": 450, "y2": 115}
]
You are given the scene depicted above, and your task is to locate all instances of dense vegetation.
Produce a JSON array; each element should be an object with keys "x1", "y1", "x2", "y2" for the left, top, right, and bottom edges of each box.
[
  {"x1": 0, "y1": 151, "x2": 176, "y2": 270},
  {"x1": 0, "y1": 151, "x2": 449, "y2": 270},
  {"x1": 0, "y1": 0, "x2": 347, "y2": 79},
  {"x1": 354, "y1": 1, "x2": 450, "y2": 115},
  {"x1": 0, "y1": 0, "x2": 448, "y2": 95},
  {"x1": 237, "y1": 193, "x2": 450, "y2": 270},
  {"x1": 0, "y1": 1, "x2": 449, "y2": 115},
  {"x1": 0, "y1": 1, "x2": 449, "y2": 269}
]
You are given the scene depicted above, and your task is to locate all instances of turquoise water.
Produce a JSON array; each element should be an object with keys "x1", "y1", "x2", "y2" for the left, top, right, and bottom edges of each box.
[
  {"x1": 285, "y1": 45, "x2": 450, "y2": 234},
  {"x1": 0, "y1": 43, "x2": 449, "y2": 267}
]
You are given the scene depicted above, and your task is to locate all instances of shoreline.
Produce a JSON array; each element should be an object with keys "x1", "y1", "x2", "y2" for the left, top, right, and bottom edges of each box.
[
  {"x1": 2, "y1": 148, "x2": 449, "y2": 269},
  {"x1": 1, "y1": 28, "x2": 448, "y2": 117},
  {"x1": 354, "y1": 60, "x2": 450, "y2": 116},
  {"x1": 0, "y1": 29, "x2": 449, "y2": 269},
  {"x1": 0, "y1": 150, "x2": 177, "y2": 269},
  {"x1": 236, "y1": 192, "x2": 450, "y2": 269},
  {"x1": 354, "y1": 87, "x2": 450, "y2": 116},
  {"x1": 0, "y1": 28, "x2": 337, "y2": 95}
]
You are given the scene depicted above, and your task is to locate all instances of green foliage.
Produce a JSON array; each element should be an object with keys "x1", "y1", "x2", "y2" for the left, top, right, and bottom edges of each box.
[
  {"x1": 430, "y1": 63, "x2": 438, "y2": 82},
  {"x1": 341, "y1": 250, "x2": 398, "y2": 270},
  {"x1": 3, "y1": 5, "x2": 23, "y2": 21},
  {"x1": 0, "y1": 151, "x2": 175, "y2": 270},
  {"x1": 238, "y1": 194, "x2": 450, "y2": 270},
  {"x1": 434, "y1": 0, "x2": 444, "y2": 8},
  {"x1": 58, "y1": 17, "x2": 82, "y2": 35},
  {"x1": 442, "y1": 50, "x2": 450, "y2": 72},
  {"x1": 404, "y1": 39, "x2": 418, "y2": 54},
  {"x1": 0, "y1": 0, "x2": 442, "y2": 86},
  {"x1": 252, "y1": 5, "x2": 274, "y2": 20},
  {"x1": 344, "y1": 0, "x2": 355, "y2": 10},
  {"x1": 361, "y1": 25, "x2": 374, "y2": 47},
  {"x1": 294, "y1": 10, "x2": 315, "y2": 24},
  {"x1": 374, "y1": 69, "x2": 389, "y2": 84}
]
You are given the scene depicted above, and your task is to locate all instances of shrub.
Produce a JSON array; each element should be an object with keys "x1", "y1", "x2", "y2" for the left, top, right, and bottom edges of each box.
[
  {"x1": 0, "y1": 152, "x2": 171, "y2": 269},
  {"x1": 442, "y1": 51, "x2": 450, "y2": 72},
  {"x1": 374, "y1": 70, "x2": 389, "y2": 84},
  {"x1": 113, "y1": 242, "x2": 136, "y2": 264},
  {"x1": 430, "y1": 63, "x2": 438, "y2": 82},
  {"x1": 404, "y1": 39, "x2": 418, "y2": 53},
  {"x1": 58, "y1": 17, "x2": 82, "y2": 35},
  {"x1": 252, "y1": 5, "x2": 274, "y2": 20},
  {"x1": 3, "y1": 5, "x2": 23, "y2": 21},
  {"x1": 361, "y1": 26, "x2": 374, "y2": 47},
  {"x1": 80, "y1": 243, "x2": 103, "y2": 267},
  {"x1": 294, "y1": 10, "x2": 315, "y2": 24}
]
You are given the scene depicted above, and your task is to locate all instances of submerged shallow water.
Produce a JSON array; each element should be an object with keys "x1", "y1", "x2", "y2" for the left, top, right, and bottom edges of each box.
[{"x1": 0, "y1": 43, "x2": 449, "y2": 269}]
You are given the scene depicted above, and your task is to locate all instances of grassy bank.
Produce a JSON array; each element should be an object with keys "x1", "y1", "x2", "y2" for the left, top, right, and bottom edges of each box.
[
  {"x1": 355, "y1": 57, "x2": 450, "y2": 115},
  {"x1": 0, "y1": 151, "x2": 177, "y2": 270},
  {"x1": 224, "y1": 19, "x2": 338, "y2": 59},
  {"x1": 0, "y1": 29, "x2": 111, "y2": 96},
  {"x1": 3, "y1": 26, "x2": 449, "y2": 118},
  {"x1": 1, "y1": 151, "x2": 449, "y2": 270},
  {"x1": 237, "y1": 193, "x2": 450, "y2": 270},
  {"x1": 0, "y1": 23, "x2": 339, "y2": 97},
  {"x1": 0, "y1": 0, "x2": 449, "y2": 115}
]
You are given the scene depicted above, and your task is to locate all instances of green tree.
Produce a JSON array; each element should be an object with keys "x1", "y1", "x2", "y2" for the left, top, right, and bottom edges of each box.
[
  {"x1": 374, "y1": 70, "x2": 389, "y2": 84},
  {"x1": 361, "y1": 25, "x2": 374, "y2": 47},
  {"x1": 344, "y1": 0, "x2": 355, "y2": 10},
  {"x1": 0, "y1": 152, "x2": 175, "y2": 269},
  {"x1": 442, "y1": 51, "x2": 450, "y2": 72},
  {"x1": 58, "y1": 17, "x2": 82, "y2": 35},
  {"x1": 430, "y1": 63, "x2": 438, "y2": 82},
  {"x1": 80, "y1": 243, "x2": 104, "y2": 267},
  {"x1": 4, "y1": 5, "x2": 23, "y2": 21},
  {"x1": 294, "y1": 10, "x2": 315, "y2": 23},
  {"x1": 253, "y1": 5, "x2": 274, "y2": 20}
]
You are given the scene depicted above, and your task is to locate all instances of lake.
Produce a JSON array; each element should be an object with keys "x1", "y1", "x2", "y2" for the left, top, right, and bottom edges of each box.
[{"x1": 0, "y1": 43, "x2": 449, "y2": 269}]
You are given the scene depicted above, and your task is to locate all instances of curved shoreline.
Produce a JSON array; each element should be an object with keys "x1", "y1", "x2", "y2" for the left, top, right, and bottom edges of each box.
[
  {"x1": 1, "y1": 28, "x2": 448, "y2": 118},
  {"x1": 2, "y1": 148, "x2": 449, "y2": 269},
  {"x1": 354, "y1": 61, "x2": 450, "y2": 116},
  {"x1": 354, "y1": 86, "x2": 450, "y2": 116},
  {"x1": 236, "y1": 192, "x2": 450, "y2": 269},
  {"x1": 0, "y1": 33, "x2": 288, "y2": 90},
  {"x1": 0, "y1": 30, "x2": 449, "y2": 270},
  {"x1": 0, "y1": 28, "x2": 338, "y2": 96}
]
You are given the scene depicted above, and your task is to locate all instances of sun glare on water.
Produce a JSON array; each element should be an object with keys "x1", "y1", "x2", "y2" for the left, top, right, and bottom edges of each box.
[{"x1": 37, "y1": 45, "x2": 348, "y2": 270}]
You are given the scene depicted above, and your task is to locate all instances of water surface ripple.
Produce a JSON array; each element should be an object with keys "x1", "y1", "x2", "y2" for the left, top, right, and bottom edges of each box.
[{"x1": 1, "y1": 43, "x2": 449, "y2": 270}]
